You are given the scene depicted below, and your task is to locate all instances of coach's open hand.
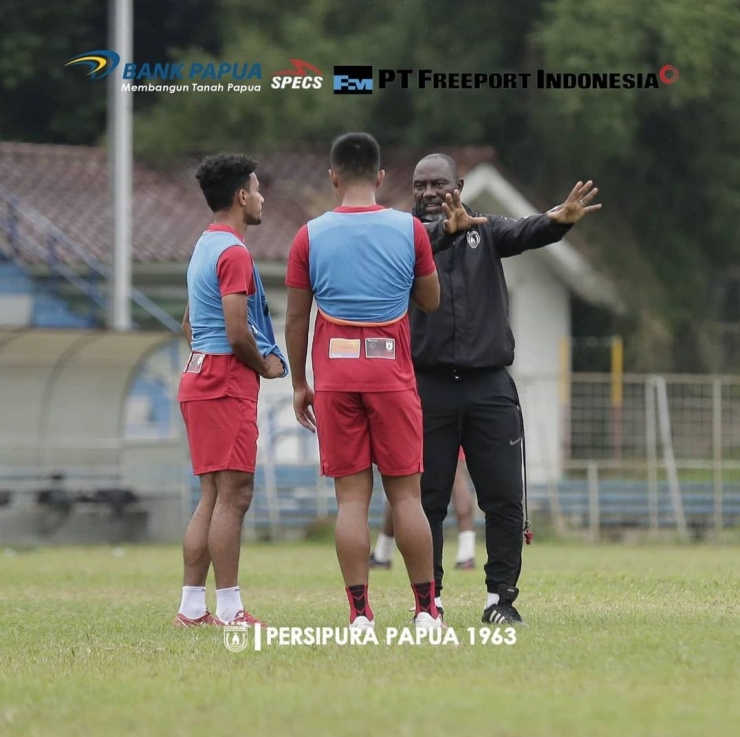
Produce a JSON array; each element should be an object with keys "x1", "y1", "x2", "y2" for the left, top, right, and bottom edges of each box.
[
  {"x1": 441, "y1": 189, "x2": 488, "y2": 234},
  {"x1": 293, "y1": 384, "x2": 317, "y2": 432},
  {"x1": 546, "y1": 180, "x2": 601, "y2": 224}
]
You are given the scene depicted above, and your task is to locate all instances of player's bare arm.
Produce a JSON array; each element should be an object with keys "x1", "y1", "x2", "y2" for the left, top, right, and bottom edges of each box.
[
  {"x1": 222, "y1": 292, "x2": 270, "y2": 376},
  {"x1": 546, "y1": 180, "x2": 602, "y2": 224},
  {"x1": 285, "y1": 286, "x2": 317, "y2": 432},
  {"x1": 182, "y1": 302, "x2": 192, "y2": 348},
  {"x1": 411, "y1": 272, "x2": 441, "y2": 313}
]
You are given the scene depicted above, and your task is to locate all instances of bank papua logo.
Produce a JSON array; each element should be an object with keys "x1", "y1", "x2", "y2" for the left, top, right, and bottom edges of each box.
[
  {"x1": 65, "y1": 50, "x2": 121, "y2": 80},
  {"x1": 271, "y1": 59, "x2": 323, "y2": 90},
  {"x1": 67, "y1": 49, "x2": 261, "y2": 84}
]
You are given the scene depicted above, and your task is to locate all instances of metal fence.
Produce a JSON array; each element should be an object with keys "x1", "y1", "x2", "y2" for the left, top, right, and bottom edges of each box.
[
  {"x1": 552, "y1": 374, "x2": 740, "y2": 539},
  {"x1": 6, "y1": 372, "x2": 740, "y2": 543},
  {"x1": 568, "y1": 374, "x2": 740, "y2": 463},
  {"x1": 249, "y1": 374, "x2": 740, "y2": 540}
]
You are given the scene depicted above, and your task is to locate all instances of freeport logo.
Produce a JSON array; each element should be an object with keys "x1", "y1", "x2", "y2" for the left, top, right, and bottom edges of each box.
[
  {"x1": 65, "y1": 50, "x2": 120, "y2": 80},
  {"x1": 658, "y1": 65, "x2": 679, "y2": 84},
  {"x1": 377, "y1": 66, "x2": 680, "y2": 90},
  {"x1": 333, "y1": 66, "x2": 373, "y2": 95},
  {"x1": 271, "y1": 59, "x2": 323, "y2": 90}
]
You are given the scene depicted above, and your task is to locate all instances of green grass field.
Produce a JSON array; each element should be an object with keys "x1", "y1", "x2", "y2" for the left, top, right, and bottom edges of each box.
[{"x1": 1, "y1": 541, "x2": 739, "y2": 737}]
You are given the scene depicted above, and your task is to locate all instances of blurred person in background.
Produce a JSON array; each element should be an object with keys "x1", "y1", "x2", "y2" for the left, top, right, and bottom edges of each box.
[{"x1": 371, "y1": 450, "x2": 477, "y2": 577}]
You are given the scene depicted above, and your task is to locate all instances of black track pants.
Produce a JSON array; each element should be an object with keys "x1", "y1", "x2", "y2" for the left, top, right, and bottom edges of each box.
[{"x1": 416, "y1": 368, "x2": 524, "y2": 595}]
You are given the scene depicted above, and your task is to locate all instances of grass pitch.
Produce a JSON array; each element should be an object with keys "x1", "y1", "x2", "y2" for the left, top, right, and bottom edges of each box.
[{"x1": 1, "y1": 541, "x2": 739, "y2": 736}]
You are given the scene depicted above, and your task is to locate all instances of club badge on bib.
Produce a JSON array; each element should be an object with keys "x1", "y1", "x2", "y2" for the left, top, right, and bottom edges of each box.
[
  {"x1": 184, "y1": 352, "x2": 206, "y2": 373},
  {"x1": 365, "y1": 338, "x2": 396, "y2": 359}
]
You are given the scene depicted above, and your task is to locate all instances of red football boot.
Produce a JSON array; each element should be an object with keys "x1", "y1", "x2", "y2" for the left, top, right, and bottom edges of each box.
[
  {"x1": 173, "y1": 611, "x2": 215, "y2": 627},
  {"x1": 212, "y1": 610, "x2": 267, "y2": 627}
]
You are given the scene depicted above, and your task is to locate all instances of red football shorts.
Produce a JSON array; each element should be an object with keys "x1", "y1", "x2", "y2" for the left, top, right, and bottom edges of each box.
[
  {"x1": 314, "y1": 389, "x2": 423, "y2": 478},
  {"x1": 180, "y1": 397, "x2": 258, "y2": 475}
]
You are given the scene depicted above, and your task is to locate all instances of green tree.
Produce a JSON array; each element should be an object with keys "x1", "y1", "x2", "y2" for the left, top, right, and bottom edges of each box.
[
  {"x1": 0, "y1": 0, "x2": 107, "y2": 143},
  {"x1": 528, "y1": 0, "x2": 740, "y2": 369},
  {"x1": 0, "y1": 0, "x2": 222, "y2": 144},
  {"x1": 8, "y1": 0, "x2": 738, "y2": 372}
]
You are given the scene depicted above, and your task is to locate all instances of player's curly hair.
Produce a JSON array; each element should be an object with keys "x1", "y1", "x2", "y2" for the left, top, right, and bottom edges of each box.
[{"x1": 195, "y1": 153, "x2": 257, "y2": 212}]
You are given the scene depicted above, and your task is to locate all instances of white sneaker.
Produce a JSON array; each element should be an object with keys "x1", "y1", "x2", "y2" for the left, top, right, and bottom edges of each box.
[
  {"x1": 350, "y1": 615, "x2": 375, "y2": 629},
  {"x1": 413, "y1": 611, "x2": 443, "y2": 629}
]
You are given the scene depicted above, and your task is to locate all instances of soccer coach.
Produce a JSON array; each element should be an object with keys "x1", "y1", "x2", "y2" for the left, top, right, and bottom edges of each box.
[{"x1": 410, "y1": 153, "x2": 601, "y2": 625}]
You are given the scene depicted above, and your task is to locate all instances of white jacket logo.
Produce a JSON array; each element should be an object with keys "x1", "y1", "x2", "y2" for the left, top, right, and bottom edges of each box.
[{"x1": 467, "y1": 231, "x2": 481, "y2": 249}]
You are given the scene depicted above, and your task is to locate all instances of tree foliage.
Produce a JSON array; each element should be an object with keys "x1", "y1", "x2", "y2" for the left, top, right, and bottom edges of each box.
[
  {"x1": 3, "y1": 0, "x2": 740, "y2": 370},
  {"x1": 0, "y1": 0, "x2": 221, "y2": 143}
]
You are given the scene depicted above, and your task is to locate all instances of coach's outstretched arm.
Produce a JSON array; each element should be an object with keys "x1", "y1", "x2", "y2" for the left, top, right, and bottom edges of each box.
[
  {"x1": 285, "y1": 286, "x2": 317, "y2": 433},
  {"x1": 546, "y1": 180, "x2": 602, "y2": 224},
  {"x1": 494, "y1": 180, "x2": 602, "y2": 258}
]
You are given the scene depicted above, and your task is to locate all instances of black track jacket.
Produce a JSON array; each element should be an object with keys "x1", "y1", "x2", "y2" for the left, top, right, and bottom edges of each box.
[{"x1": 411, "y1": 208, "x2": 572, "y2": 371}]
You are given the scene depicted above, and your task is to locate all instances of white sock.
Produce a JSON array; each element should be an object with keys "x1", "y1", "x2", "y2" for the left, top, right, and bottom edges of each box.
[
  {"x1": 373, "y1": 533, "x2": 395, "y2": 563},
  {"x1": 456, "y1": 530, "x2": 476, "y2": 562},
  {"x1": 178, "y1": 586, "x2": 207, "y2": 619},
  {"x1": 216, "y1": 586, "x2": 244, "y2": 623},
  {"x1": 435, "y1": 596, "x2": 443, "y2": 610},
  {"x1": 486, "y1": 592, "x2": 500, "y2": 608}
]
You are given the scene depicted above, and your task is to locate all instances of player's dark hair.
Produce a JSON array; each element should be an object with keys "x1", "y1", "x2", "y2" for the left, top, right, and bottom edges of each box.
[
  {"x1": 195, "y1": 153, "x2": 257, "y2": 212},
  {"x1": 420, "y1": 153, "x2": 459, "y2": 182},
  {"x1": 330, "y1": 132, "x2": 381, "y2": 183}
]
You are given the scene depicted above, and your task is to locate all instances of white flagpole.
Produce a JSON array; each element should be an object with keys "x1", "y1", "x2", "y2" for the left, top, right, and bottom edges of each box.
[{"x1": 108, "y1": 0, "x2": 133, "y2": 330}]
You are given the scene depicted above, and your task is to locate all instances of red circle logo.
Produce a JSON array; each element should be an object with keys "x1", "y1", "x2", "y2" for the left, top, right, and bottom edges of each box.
[{"x1": 659, "y1": 65, "x2": 679, "y2": 84}]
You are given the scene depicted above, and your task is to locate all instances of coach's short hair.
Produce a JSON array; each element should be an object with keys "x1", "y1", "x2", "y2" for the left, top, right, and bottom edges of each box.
[
  {"x1": 330, "y1": 132, "x2": 381, "y2": 183},
  {"x1": 195, "y1": 153, "x2": 257, "y2": 212},
  {"x1": 419, "y1": 153, "x2": 459, "y2": 182}
]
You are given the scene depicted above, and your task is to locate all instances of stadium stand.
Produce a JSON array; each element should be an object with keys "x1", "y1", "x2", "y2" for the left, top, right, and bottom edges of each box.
[{"x1": 0, "y1": 329, "x2": 186, "y2": 545}]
